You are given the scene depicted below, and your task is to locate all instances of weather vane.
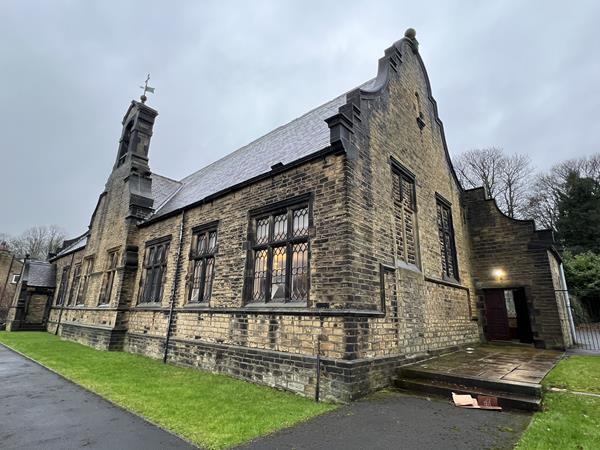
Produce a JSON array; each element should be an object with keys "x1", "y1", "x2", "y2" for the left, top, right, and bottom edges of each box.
[{"x1": 139, "y1": 73, "x2": 155, "y2": 104}]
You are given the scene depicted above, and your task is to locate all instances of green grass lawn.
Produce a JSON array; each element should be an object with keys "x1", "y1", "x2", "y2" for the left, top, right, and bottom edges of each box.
[
  {"x1": 0, "y1": 332, "x2": 335, "y2": 449},
  {"x1": 543, "y1": 355, "x2": 600, "y2": 394},
  {"x1": 517, "y1": 355, "x2": 600, "y2": 450}
]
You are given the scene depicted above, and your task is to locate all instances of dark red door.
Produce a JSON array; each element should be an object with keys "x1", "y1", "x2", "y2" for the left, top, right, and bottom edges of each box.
[{"x1": 484, "y1": 290, "x2": 511, "y2": 341}]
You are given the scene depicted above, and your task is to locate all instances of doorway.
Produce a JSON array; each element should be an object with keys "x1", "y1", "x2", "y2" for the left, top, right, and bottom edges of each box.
[
  {"x1": 24, "y1": 294, "x2": 49, "y2": 325},
  {"x1": 483, "y1": 288, "x2": 533, "y2": 344}
]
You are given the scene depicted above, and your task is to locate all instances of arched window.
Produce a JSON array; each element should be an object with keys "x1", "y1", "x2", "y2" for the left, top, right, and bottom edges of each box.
[{"x1": 117, "y1": 121, "x2": 133, "y2": 166}]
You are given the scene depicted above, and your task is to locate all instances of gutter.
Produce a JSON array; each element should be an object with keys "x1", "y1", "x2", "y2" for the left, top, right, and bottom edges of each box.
[{"x1": 163, "y1": 209, "x2": 186, "y2": 363}]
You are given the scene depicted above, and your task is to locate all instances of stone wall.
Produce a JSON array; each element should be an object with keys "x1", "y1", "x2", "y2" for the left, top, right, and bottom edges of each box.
[
  {"x1": 464, "y1": 187, "x2": 567, "y2": 349},
  {"x1": 127, "y1": 153, "x2": 350, "y2": 363},
  {"x1": 0, "y1": 248, "x2": 22, "y2": 325},
  {"x1": 337, "y1": 37, "x2": 481, "y2": 359}
]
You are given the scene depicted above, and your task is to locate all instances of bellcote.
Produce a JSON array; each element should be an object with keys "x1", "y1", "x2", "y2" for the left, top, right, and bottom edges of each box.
[
  {"x1": 113, "y1": 100, "x2": 158, "y2": 173},
  {"x1": 112, "y1": 100, "x2": 159, "y2": 221}
]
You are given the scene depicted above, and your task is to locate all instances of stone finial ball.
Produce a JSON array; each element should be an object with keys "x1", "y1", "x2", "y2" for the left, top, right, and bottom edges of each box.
[{"x1": 405, "y1": 28, "x2": 416, "y2": 39}]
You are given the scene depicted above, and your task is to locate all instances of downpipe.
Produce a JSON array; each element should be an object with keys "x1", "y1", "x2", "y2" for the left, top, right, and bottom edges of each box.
[
  {"x1": 163, "y1": 210, "x2": 186, "y2": 363},
  {"x1": 315, "y1": 315, "x2": 324, "y2": 402},
  {"x1": 55, "y1": 252, "x2": 75, "y2": 335}
]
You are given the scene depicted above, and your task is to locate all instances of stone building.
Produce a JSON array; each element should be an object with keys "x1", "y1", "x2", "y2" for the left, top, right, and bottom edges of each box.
[
  {"x1": 6, "y1": 30, "x2": 572, "y2": 400},
  {"x1": 6, "y1": 258, "x2": 55, "y2": 331},
  {"x1": 0, "y1": 243, "x2": 23, "y2": 326}
]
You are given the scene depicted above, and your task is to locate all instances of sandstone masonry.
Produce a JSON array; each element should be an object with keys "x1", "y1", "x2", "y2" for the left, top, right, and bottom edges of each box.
[{"x1": 7, "y1": 30, "x2": 572, "y2": 401}]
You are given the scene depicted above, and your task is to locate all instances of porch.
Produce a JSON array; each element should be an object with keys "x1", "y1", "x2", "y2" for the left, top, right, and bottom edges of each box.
[{"x1": 395, "y1": 344, "x2": 564, "y2": 410}]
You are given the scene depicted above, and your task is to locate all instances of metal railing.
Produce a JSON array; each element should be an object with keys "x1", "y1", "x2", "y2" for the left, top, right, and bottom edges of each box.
[{"x1": 570, "y1": 299, "x2": 600, "y2": 351}]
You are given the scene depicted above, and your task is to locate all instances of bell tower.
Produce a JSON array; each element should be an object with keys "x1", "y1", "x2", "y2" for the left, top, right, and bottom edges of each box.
[{"x1": 112, "y1": 99, "x2": 158, "y2": 220}]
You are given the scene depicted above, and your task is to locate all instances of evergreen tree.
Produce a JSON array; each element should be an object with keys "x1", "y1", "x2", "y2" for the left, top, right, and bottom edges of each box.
[{"x1": 556, "y1": 172, "x2": 600, "y2": 253}]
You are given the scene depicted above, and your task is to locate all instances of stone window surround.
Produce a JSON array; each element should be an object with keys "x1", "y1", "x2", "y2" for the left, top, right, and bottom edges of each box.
[
  {"x1": 138, "y1": 235, "x2": 171, "y2": 305},
  {"x1": 77, "y1": 256, "x2": 95, "y2": 306},
  {"x1": 390, "y1": 156, "x2": 421, "y2": 270},
  {"x1": 10, "y1": 274, "x2": 20, "y2": 284},
  {"x1": 187, "y1": 221, "x2": 219, "y2": 305},
  {"x1": 55, "y1": 266, "x2": 70, "y2": 306},
  {"x1": 116, "y1": 120, "x2": 133, "y2": 167},
  {"x1": 67, "y1": 263, "x2": 82, "y2": 306},
  {"x1": 435, "y1": 193, "x2": 459, "y2": 282},
  {"x1": 244, "y1": 193, "x2": 312, "y2": 307},
  {"x1": 98, "y1": 248, "x2": 120, "y2": 306}
]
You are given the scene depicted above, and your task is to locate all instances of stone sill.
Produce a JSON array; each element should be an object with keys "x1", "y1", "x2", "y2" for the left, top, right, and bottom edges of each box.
[
  {"x1": 424, "y1": 275, "x2": 468, "y2": 291},
  {"x1": 130, "y1": 305, "x2": 385, "y2": 317}
]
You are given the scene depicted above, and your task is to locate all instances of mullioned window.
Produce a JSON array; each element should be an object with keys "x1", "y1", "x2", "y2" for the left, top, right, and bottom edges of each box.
[{"x1": 247, "y1": 201, "x2": 310, "y2": 304}]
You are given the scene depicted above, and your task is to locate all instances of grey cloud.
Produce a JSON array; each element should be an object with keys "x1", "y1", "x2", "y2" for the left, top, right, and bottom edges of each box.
[{"x1": 1, "y1": 0, "x2": 599, "y2": 236}]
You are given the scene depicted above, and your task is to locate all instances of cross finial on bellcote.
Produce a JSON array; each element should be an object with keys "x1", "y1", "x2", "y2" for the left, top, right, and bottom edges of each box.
[{"x1": 139, "y1": 73, "x2": 155, "y2": 104}]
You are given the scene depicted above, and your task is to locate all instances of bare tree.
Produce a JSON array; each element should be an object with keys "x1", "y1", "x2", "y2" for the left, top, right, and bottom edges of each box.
[
  {"x1": 500, "y1": 154, "x2": 534, "y2": 218},
  {"x1": 526, "y1": 173, "x2": 561, "y2": 230},
  {"x1": 9, "y1": 225, "x2": 66, "y2": 260},
  {"x1": 455, "y1": 148, "x2": 533, "y2": 218},
  {"x1": 455, "y1": 148, "x2": 505, "y2": 199}
]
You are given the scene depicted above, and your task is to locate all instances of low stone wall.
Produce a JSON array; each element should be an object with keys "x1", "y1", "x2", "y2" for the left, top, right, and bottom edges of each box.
[
  {"x1": 123, "y1": 331, "x2": 462, "y2": 402},
  {"x1": 49, "y1": 321, "x2": 126, "y2": 351}
]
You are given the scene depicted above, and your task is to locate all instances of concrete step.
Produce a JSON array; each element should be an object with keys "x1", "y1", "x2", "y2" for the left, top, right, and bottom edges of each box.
[
  {"x1": 399, "y1": 367, "x2": 542, "y2": 397},
  {"x1": 393, "y1": 377, "x2": 542, "y2": 411}
]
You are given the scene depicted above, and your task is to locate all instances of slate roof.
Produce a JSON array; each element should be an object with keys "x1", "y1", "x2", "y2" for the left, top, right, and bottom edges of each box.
[
  {"x1": 149, "y1": 80, "x2": 375, "y2": 220},
  {"x1": 24, "y1": 260, "x2": 56, "y2": 288},
  {"x1": 54, "y1": 233, "x2": 88, "y2": 259},
  {"x1": 151, "y1": 173, "x2": 182, "y2": 211}
]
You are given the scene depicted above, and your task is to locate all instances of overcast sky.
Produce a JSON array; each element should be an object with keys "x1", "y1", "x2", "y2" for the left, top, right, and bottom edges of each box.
[{"x1": 2, "y1": 0, "x2": 599, "y2": 237}]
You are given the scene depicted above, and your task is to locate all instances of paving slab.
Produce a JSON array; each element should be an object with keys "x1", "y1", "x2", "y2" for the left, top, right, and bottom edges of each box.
[
  {"x1": 0, "y1": 345, "x2": 196, "y2": 450},
  {"x1": 236, "y1": 391, "x2": 531, "y2": 450},
  {"x1": 410, "y1": 344, "x2": 563, "y2": 385}
]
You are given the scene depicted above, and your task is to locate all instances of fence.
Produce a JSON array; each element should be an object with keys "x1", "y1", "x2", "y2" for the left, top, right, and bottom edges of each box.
[{"x1": 569, "y1": 296, "x2": 600, "y2": 351}]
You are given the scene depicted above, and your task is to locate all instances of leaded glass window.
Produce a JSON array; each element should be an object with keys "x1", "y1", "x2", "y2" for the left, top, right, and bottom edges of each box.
[
  {"x1": 77, "y1": 257, "x2": 94, "y2": 306},
  {"x1": 68, "y1": 264, "x2": 81, "y2": 306},
  {"x1": 436, "y1": 198, "x2": 458, "y2": 280},
  {"x1": 248, "y1": 203, "x2": 309, "y2": 303},
  {"x1": 139, "y1": 239, "x2": 170, "y2": 304},
  {"x1": 188, "y1": 227, "x2": 218, "y2": 303},
  {"x1": 55, "y1": 266, "x2": 70, "y2": 306},
  {"x1": 98, "y1": 250, "x2": 119, "y2": 305},
  {"x1": 392, "y1": 165, "x2": 418, "y2": 266}
]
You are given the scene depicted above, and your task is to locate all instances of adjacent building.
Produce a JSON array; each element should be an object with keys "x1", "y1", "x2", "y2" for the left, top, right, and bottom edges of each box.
[{"x1": 0, "y1": 243, "x2": 23, "y2": 326}]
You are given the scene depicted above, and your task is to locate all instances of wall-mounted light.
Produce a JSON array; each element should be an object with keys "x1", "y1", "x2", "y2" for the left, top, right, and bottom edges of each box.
[{"x1": 492, "y1": 268, "x2": 506, "y2": 282}]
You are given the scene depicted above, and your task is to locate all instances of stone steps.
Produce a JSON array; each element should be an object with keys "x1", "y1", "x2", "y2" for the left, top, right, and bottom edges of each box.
[{"x1": 393, "y1": 367, "x2": 542, "y2": 411}]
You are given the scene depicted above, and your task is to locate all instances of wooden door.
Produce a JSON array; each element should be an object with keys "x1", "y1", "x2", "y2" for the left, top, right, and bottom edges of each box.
[{"x1": 484, "y1": 289, "x2": 510, "y2": 341}]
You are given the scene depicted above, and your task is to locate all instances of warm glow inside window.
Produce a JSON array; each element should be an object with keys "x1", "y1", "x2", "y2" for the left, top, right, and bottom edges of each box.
[{"x1": 249, "y1": 203, "x2": 309, "y2": 304}]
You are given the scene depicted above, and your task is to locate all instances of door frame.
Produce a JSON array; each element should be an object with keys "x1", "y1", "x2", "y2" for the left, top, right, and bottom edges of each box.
[{"x1": 482, "y1": 287, "x2": 534, "y2": 344}]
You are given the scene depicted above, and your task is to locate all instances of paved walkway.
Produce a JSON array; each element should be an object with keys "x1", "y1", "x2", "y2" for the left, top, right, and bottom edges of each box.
[
  {"x1": 409, "y1": 344, "x2": 563, "y2": 384},
  {"x1": 237, "y1": 391, "x2": 531, "y2": 450},
  {"x1": 0, "y1": 345, "x2": 195, "y2": 450},
  {"x1": 0, "y1": 344, "x2": 533, "y2": 450}
]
